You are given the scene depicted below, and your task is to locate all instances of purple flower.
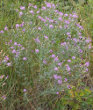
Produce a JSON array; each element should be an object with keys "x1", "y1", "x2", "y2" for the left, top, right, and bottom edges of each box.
[
  {"x1": 23, "y1": 89, "x2": 27, "y2": 92},
  {"x1": 54, "y1": 67, "x2": 58, "y2": 71},
  {"x1": 7, "y1": 62, "x2": 11, "y2": 66},
  {"x1": 44, "y1": 35, "x2": 48, "y2": 39},
  {"x1": 51, "y1": 54, "x2": 55, "y2": 58},
  {"x1": 33, "y1": 5, "x2": 37, "y2": 9},
  {"x1": 12, "y1": 49, "x2": 16, "y2": 54},
  {"x1": 2, "y1": 96, "x2": 6, "y2": 100},
  {"x1": 85, "y1": 62, "x2": 89, "y2": 67},
  {"x1": 67, "y1": 59, "x2": 71, "y2": 62},
  {"x1": 66, "y1": 64, "x2": 71, "y2": 71},
  {"x1": 49, "y1": 25, "x2": 54, "y2": 29},
  {"x1": 49, "y1": 49, "x2": 53, "y2": 53},
  {"x1": 56, "y1": 92, "x2": 59, "y2": 94},
  {"x1": 43, "y1": 60, "x2": 47, "y2": 64},
  {"x1": 35, "y1": 38, "x2": 40, "y2": 43},
  {"x1": 53, "y1": 74, "x2": 58, "y2": 80},
  {"x1": 23, "y1": 57, "x2": 27, "y2": 61},
  {"x1": 38, "y1": 27, "x2": 41, "y2": 30},
  {"x1": 54, "y1": 57, "x2": 59, "y2": 62},
  {"x1": 58, "y1": 62, "x2": 62, "y2": 66},
  {"x1": 14, "y1": 42, "x2": 17, "y2": 46},
  {"x1": 20, "y1": 6, "x2": 25, "y2": 10},
  {"x1": 19, "y1": 12, "x2": 23, "y2": 16},
  {"x1": 35, "y1": 49, "x2": 39, "y2": 53},
  {"x1": 58, "y1": 17, "x2": 62, "y2": 21},
  {"x1": 29, "y1": 10, "x2": 34, "y2": 14},
  {"x1": 58, "y1": 12, "x2": 63, "y2": 16},
  {"x1": 58, "y1": 80, "x2": 62, "y2": 84},
  {"x1": 72, "y1": 56, "x2": 76, "y2": 59},
  {"x1": 37, "y1": 10, "x2": 40, "y2": 14},
  {"x1": 64, "y1": 78, "x2": 67, "y2": 82},
  {"x1": 0, "y1": 30, "x2": 4, "y2": 33},
  {"x1": 16, "y1": 24, "x2": 20, "y2": 29},
  {"x1": 4, "y1": 26, "x2": 8, "y2": 31},
  {"x1": 41, "y1": 6, "x2": 46, "y2": 10}
]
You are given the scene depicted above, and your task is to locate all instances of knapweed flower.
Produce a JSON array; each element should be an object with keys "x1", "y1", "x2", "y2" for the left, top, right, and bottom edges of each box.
[
  {"x1": 0, "y1": 30, "x2": 4, "y2": 33},
  {"x1": 49, "y1": 24, "x2": 54, "y2": 29},
  {"x1": 54, "y1": 57, "x2": 59, "y2": 62},
  {"x1": 58, "y1": 80, "x2": 62, "y2": 84},
  {"x1": 19, "y1": 12, "x2": 23, "y2": 16},
  {"x1": 44, "y1": 35, "x2": 48, "y2": 39},
  {"x1": 66, "y1": 64, "x2": 71, "y2": 71},
  {"x1": 23, "y1": 89, "x2": 27, "y2": 92},
  {"x1": 23, "y1": 57, "x2": 27, "y2": 61},
  {"x1": 2, "y1": 95, "x2": 6, "y2": 100},
  {"x1": 12, "y1": 49, "x2": 16, "y2": 54},
  {"x1": 16, "y1": 24, "x2": 20, "y2": 29},
  {"x1": 67, "y1": 59, "x2": 71, "y2": 62},
  {"x1": 53, "y1": 74, "x2": 58, "y2": 80},
  {"x1": 0, "y1": 75, "x2": 5, "y2": 79},
  {"x1": 64, "y1": 78, "x2": 67, "y2": 82},
  {"x1": 43, "y1": 60, "x2": 47, "y2": 64},
  {"x1": 58, "y1": 62, "x2": 62, "y2": 66},
  {"x1": 4, "y1": 26, "x2": 8, "y2": 31},
  {"x1": 20, "y1": 6, "x2": 25, "y2": 10},
  {"x1": 35, "y1": 49, "x2": 39, "y2": 53},
  {"x1": 41, "y1": 6, "x2": 46, "y2": 10},
  {"x1": 54, "y1": 67, "x2": 58, "y2": 71},
  {"x1": 72, "y1": 56, "x2": 76, "y2": 59},
  {"x1": 7, "y1": 62, "x2": 11, "y2": 66},
  {"x1": 51, "y1": 54, "x2": 55, "y2": 58},
  {"x1": 58, "y1": 17, "x2": 62, "y2": 21},
  {"x1": 29, "y1": 10, "x2": 34, "y2": 14},
  {"x1": 38, "y1": 27, "x2": 41, "y2": 30},
  {"x1": 35, "y1": 38, "x2": 40, "y2": 43},
  {"x1": 85, "y1": 62, "x2": 89, "y2": 67},
  {"x1": 56, "y1": 92, "x2": 59, "y2": 94}
]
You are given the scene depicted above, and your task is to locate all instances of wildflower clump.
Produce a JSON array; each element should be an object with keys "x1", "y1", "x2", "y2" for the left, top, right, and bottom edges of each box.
[{"x1": 0, "y1": 1, "x2": 92, "y2": 110}]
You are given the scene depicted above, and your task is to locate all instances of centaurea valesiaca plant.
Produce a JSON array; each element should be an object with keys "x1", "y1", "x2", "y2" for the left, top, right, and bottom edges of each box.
[{"x1": 0, "y1": 1, "x2": 92, "y2": 109}]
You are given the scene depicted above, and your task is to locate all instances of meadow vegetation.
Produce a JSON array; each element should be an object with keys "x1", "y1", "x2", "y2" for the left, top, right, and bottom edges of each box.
[{"x1": 0, "y1": 0, "x2": 93, "y2": 110}]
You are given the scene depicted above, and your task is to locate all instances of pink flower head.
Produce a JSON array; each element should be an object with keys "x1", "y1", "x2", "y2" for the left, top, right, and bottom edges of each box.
[
  {"x1": 58, "y1": 17, "x2": 62, "y2": 21},
  {"x1": 7, "y1": 62, "x2": 11, "y2": 66},
  {"x1": 44, "y1": 35, "x2": 48, "y2": 39},
  {"x1": 66, "y1": 64, "x2": 71, "y2": 72},
  {"x1": 0, "y1": 30, "x2": 4, "y2": 33},
  {"x1": 35, "y1": 38, "x2": 40, "y2": 43},
  {"x1": 35, "y1": 49, "x2": 39, "y2": 53},
  {"x1": 43, "y1": 60, "x2": 47, "y2": 64},
  {"x1": 67, "y1": 59, "x2": 71, "y2": 62},
  {"x1": 23, "y1": 57, "x2": 27, "y2": 61},
  {"x1": 85, "y1": 62, "x2": 89, "y2": 67},
  {"x1": 42, "y1": 6, "x2": 46, "y2": 10},
  {"x1": 72, "y1": 56, "x2": 76, "y2": 59},
  {"x1": 4, "y1": 26, "x2": 8, "y2": 31},
  {"x1": 58, "y1": 80, "x2": 62, "y2": 84},
  {"x1": 49, "y1": 24, "x2": 54, "y2": 29},
  {"x1": 53, "y1": 74, "x2": 58, "y2": 80},
  {"x1": 58, "y1": 62, "x2": 62, "y2": 66},
  {"x1": 56, "y1": 92, "x2": 59, "y2": 94},
  {"x1": 19, "y1": 12, "x2": 23, "y2": 16},
  {"x1": 16, "y1": 24, "x2": 20, "y2": 29},
  {"x1": 20, "y1": 6, "x2": 25, "y2": 10},
  {"x1": 29, "y1": 10, "x2": 34, "y2": 14},
  {"x1": 23, "y1": 89, "x2": 27, "y2": 92},
  {"x1": 51, "y1": 54, "x2": 55, "y2": 58},
  {"x1": 64, "y1": 78, "x2": 67, "y2": 82},
  {"x1": 54, "y1": 67, "x2": 58, "y2": 71},
  {"x1": 38, "y1": 27, "x2": 41, "y2": 30},
  {"x1": 54, "y1": 57, "x2": 59, "y2": 62}
]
